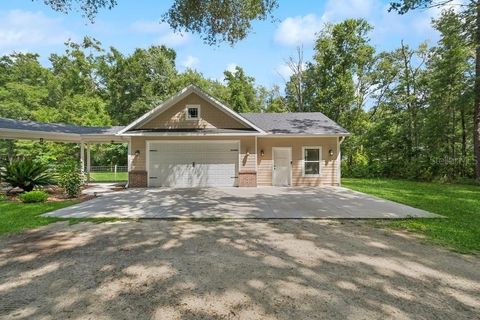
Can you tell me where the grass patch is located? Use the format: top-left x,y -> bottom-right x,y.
342,178 -> 480,253
0,200 -> 121,235
89,171 -> 127,182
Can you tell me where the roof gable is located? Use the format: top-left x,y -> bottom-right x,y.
119,85 -> 265,134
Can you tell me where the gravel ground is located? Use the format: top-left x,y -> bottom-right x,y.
0,220 -> 479,320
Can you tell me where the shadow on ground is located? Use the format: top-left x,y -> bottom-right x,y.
44,187 -> 438,219
0,218 -> 478,319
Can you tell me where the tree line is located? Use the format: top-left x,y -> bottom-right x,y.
0,9 -> 477,180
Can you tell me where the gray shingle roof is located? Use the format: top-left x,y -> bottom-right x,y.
0,117 -> 124,135
0,112 -> 348,137
240,112 -> 348,135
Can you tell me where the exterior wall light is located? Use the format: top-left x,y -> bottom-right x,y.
260,149 -> 264,157
135,150 -> 141,157
329,149 -> 334,157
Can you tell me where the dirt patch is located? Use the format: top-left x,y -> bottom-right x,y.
0,220 -> 478,319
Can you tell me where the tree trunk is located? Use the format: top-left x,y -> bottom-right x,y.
475,2 -> 480,179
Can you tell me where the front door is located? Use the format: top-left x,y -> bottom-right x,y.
272,147 -> 291,186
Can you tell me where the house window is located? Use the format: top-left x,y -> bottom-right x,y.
186,105 -> 200,120
303,147 -> 321,176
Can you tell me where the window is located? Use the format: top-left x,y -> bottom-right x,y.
303,147 -> 321,176
186,105 -> 200,120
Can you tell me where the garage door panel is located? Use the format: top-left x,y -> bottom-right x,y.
148,141 -> 239,187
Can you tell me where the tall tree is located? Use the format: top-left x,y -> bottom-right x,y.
98,45 -> 178,124
427,9 -> 475,176
223,66 -> 260,113
389,0 -> 480,179
283,46 -> 305,112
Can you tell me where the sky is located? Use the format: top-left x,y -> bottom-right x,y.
0,0 -> 447,88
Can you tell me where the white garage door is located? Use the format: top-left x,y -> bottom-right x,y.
148,141 -> 239,187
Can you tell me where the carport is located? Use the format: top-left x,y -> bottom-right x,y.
0,117 -> 128,182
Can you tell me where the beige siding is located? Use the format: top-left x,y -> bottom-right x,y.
257,137 -> 339,186
130,136 -> 256,173
140,92 -> 247,129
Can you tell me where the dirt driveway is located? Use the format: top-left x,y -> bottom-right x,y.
0,220 -> 478,319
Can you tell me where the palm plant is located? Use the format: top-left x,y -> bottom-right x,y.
0,159 -> 53,192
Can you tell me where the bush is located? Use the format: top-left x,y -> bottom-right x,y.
56,161 -> 85,198
0,194 -> 7,201
0,159 -> 53,192
18,190 -> 49,203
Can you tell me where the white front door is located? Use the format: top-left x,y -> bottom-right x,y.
272,147 -> 291,186
148,141 -> 239,187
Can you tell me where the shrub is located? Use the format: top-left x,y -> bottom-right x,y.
57,160 -> 85,198
18,190 -> 49,203
0,159 -> 53,192
0,194 -> 7,201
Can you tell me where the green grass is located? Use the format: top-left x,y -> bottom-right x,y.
89,171 -> 128,182
342,178 -> 480,253
0,200 -> 121,235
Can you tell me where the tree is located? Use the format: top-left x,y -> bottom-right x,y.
98,45 -> 178,124
283,46 -> 305,112
39,0 -> 116,21
426,9 -> 475,176
389,0 -> 480,179
39,0 -> 278,45
302,19 -> 375,122
223,66 -> 260,113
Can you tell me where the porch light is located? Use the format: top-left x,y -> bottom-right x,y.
260,149 -> 264,157
135,150 -> 141,157
329,149 -> 334,157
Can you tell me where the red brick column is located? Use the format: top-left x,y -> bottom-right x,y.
128,170 -> 147,187
238,171 -> 257,187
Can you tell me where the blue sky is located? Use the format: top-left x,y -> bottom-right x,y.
0,0 -> 445,87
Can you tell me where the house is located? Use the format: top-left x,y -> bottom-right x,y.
118,85 -> 349,188
0,85 -> 349,188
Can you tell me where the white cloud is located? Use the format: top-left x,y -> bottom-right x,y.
274,14 -> 324,46
275,64 -> 293,80
226,63 -> 238,73
275,62 -> 307,81
182,55 -> 199,69
130,19 -> 190,47
158,32 -> 190,46
274,0 -> 449,48
0,10 -> 74,50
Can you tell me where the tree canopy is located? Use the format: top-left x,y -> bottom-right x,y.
38,0 -> 278,45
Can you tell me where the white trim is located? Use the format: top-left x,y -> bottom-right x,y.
186,104 -> 200,120
118,85 -> 265,134
0,127 -> 128,143
121,131 -> 260,137
272,147 -> 292,186
145,139 -> 240,187
259,134 -> 349,138
302,146 -> 322,177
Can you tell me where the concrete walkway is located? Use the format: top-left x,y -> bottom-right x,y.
44,187 -> 440,219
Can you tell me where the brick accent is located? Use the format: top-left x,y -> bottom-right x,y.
128,170 -> 147,187
238,171 -> 257,187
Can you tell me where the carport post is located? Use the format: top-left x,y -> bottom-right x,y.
80,142 -> 85,174
86,143 -> 91,183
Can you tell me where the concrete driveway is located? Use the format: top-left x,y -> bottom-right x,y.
44,187 -> 439,219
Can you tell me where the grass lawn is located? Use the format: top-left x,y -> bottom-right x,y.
89,171 -> 128,182
342,178 -> 480,253
0,200 -> 120,235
